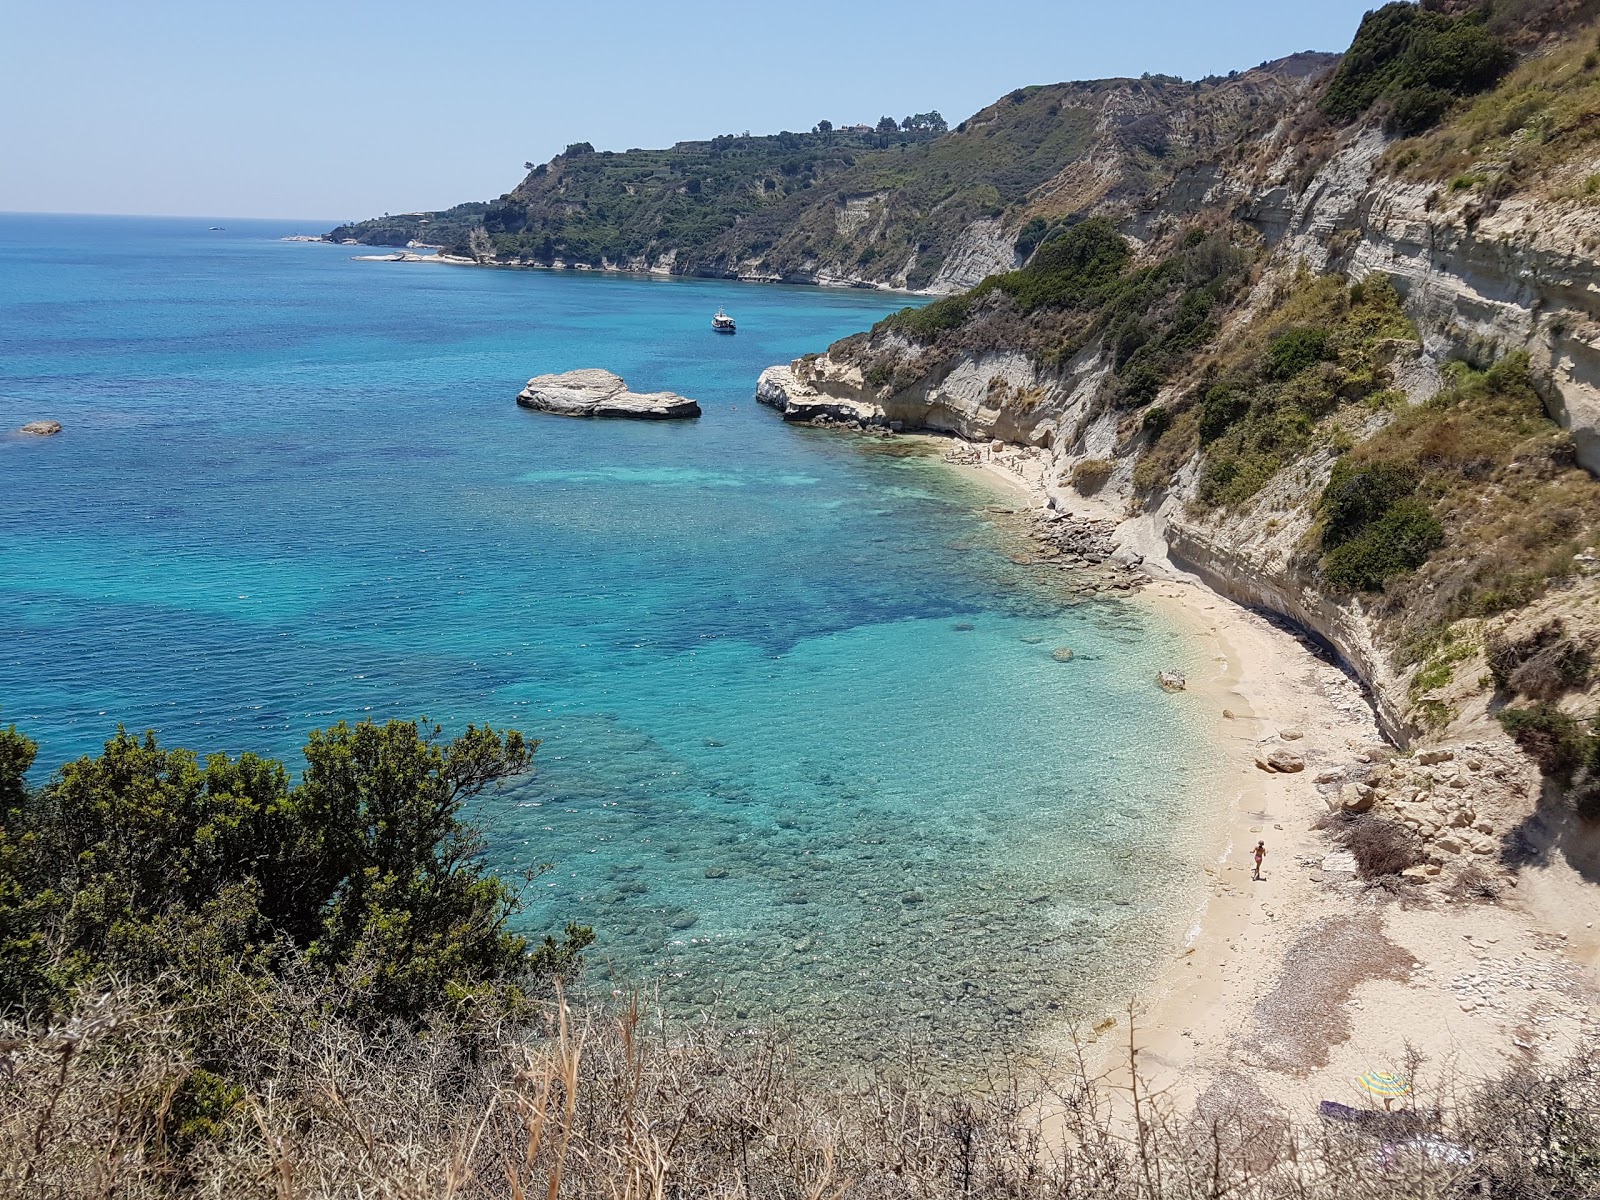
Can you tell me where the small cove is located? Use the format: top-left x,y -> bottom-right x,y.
0,214 -> 1227,1070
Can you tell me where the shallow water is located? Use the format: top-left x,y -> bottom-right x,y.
0,214 -> 1223,1068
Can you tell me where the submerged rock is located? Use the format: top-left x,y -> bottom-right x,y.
516,368 -> 700,419
1157,669 -> 1187,691
19,420 -> 61,436
1052,647 -> 1075,662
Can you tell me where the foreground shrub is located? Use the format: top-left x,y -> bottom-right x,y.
0,719 -> 591,1027
1499,702 -> 1590,779
1486,619 -> 1592,698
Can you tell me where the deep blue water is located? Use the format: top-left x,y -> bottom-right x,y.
0,214 -> 1221,1066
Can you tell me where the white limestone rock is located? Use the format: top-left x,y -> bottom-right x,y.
517,369 -> 700,420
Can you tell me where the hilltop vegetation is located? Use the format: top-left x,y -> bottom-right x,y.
327,58 -> 1334,288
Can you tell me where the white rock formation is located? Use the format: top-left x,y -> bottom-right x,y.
516,369 -> 700,420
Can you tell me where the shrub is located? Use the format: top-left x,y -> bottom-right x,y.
1498,703 -> 1588,779
1339,814 -> 1425,879
1322,498 -> 1445,591
980,218 -> 1131,313
1318,459 -> 1444,591
1319,461 -> 1421,547
1198,385 -> 1249,444
1487,620 -> 1592,698
879,293 -> 971,339
1321,2 -> 1517,133
1071,458 -> 1114,493
0,719 -> 592,1025
1265,325 -> 1334,381
1141,406 -> 1173,439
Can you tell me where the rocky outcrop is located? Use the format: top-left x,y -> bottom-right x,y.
516,370 -> 700,420
19,420 -> 61,436
1220,128 -> 1600,472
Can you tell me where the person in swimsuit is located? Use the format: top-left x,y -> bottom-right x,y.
1252,840 -> 1267,880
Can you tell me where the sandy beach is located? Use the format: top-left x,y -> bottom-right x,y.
943,444 -> 1600,1119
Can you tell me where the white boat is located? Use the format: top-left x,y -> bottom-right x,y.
712,308 -> 736,333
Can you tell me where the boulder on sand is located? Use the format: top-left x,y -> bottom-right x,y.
1255,749 -> 1306,774
516,369 -> 701,419
19,420 -> 62,436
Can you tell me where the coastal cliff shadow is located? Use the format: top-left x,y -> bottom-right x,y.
1497,779 -> 1600,885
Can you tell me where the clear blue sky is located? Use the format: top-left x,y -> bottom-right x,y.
1,0 -> 1377,222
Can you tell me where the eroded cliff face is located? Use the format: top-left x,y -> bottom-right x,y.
755,88 -> 1600,752
1204,127 -> 1600,471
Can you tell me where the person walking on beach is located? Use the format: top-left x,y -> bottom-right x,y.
1252,840 -> 1267,881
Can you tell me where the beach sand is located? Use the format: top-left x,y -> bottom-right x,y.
942,447 -> 1600,1120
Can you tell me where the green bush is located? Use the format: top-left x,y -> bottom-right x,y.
1265,325 -> 1333,381
1321,2 -> 1516,133
1141,406 -> 1173,439
879,293 -> 970,338
1319,460 -> 1423,548
1198,385 -> 1250,444
0,719 -> 592,1024
1321,497 -> 1444,591
979,218 -> 1131,314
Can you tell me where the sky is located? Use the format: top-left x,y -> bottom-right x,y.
1,0 -> 1379,223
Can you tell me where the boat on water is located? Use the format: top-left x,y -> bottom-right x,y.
712,309 -> 736,334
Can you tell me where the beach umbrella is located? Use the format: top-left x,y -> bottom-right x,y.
1356,1070 -> 1412,1101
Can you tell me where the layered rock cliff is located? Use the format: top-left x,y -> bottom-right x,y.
756,2 -> 1600,781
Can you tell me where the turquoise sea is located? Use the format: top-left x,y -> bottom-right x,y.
0,214 -> 1222,1068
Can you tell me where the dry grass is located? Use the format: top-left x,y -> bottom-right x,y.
5,981 -> 1600,1199
1386,17 -> 1600,194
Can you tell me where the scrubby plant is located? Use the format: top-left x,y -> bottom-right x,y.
1338,813 -> 1426,879
1321,2 -> 1517,135
1182,273 -> 1419,510
1498,702 -> 1590,779
1140,405 -> 1172,440
1318,460 -> 1445,593
1071,458 -> 1114,493
1486,619 -> 1592,698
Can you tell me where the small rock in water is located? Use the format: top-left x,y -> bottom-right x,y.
1157,670 -> 1187,692
704,866 -> 729,879
1020,634 -> 1043,644
1052,647 -> 1075,662
901,890 -> 926,906
19,420 -> 62,436
669,912 -> 698,930
953,622 -> 974,631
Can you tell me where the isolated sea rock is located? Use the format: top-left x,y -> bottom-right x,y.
19,420 -> 61,436
1157,670 -> 1187,692
516,369 -> 700,419
1052,647 -> 1075,662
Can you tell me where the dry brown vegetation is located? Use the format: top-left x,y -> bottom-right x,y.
4,980 -> 1599,1200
